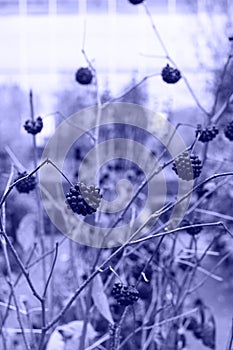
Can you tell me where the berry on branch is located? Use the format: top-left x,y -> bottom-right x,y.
15,171 -> 37,194
66,182 -> 102,216
75,67 -> 93,85
181,219 -> 203,236
24,117 -> 43,135
172,151 -> 202,181
224,121 -> 233,141
128,0 -> 144,4
195,124 -> 219,143
112,282 -> 139,306
161,64 -> 181,84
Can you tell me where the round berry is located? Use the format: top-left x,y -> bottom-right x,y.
224,121 -> 233,141
161,64 -> 181,84
111,282 -> 139,306
24,117 -> 43,135
195,124 -> 219,143
75,67 -> 93,85
15,171 -> 37,194
172,151 -> 202,181
66,182 -> 102,216
128,0 -> 144,4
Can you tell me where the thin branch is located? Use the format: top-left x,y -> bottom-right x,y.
195,208 -> 233,223
0,159 -> 48,208
130,221 -> 228,245
212,92 -> 233,124
106,73 -> 160,103
187,251 -> 232,295
0,229 -> 30,350
101,139 -> 196,241
0,243 -> 37,330
45,196 -> 192,331
28,237 -> 67,271
0,228 -> 43,302
211,54 -> 233,115
47,159 -> 73,186
119,307 -> 198,349
158,172 -> 233,227
43,242 -> 59,298
0,158 -> 73,208
143,2 -> 210,117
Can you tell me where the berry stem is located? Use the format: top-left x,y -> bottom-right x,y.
0,158 -> 73,208
47,159 -> 73,186
109,266 -> 124,283
143,2 -> 210,117
29,89 -> 34,122
0,235 -> 31,350
29,89 -> 48,349
114,307 -> 129,350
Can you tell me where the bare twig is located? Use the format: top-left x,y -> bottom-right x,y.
211,54 -> 233,115
1,243 -> 37,330
0,168 -> 31,350
119,307 -> 198,349
43,242 -> 59,298
143,2 -> 210,117
0,158 -> 73,208
187,251 -> 232,295
106,73 -> 160,103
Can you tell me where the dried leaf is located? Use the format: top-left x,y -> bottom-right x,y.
92,275 -> 114,324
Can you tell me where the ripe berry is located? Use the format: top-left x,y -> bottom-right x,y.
224,121 -> 233,141
161,64 -> 181,84
111,282 -> 139,306
15,171 -> 37,194
24,117 -> 43,135
181,219 -> 203,235
75,67 -> 93,85
172,151 -> 202,181
66,182 -> 102,216
128,0 -> 144,4
195,124 -> 219,143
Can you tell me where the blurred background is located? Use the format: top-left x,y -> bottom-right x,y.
1,1 -> 233,349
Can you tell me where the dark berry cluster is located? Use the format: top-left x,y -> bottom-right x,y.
100,160 -> 143,186
15,171 -> 37,194
195,124 -> 219,143
161,64 -> 181,84
112,283 -> 139,306
181,219 -> 203,236
75,67 -> 93,85
24,117 -> 43,135
172,152 -> 202,181
224,121 -> 233,141
66,182 -> 102,216
128,0 -> 144,4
